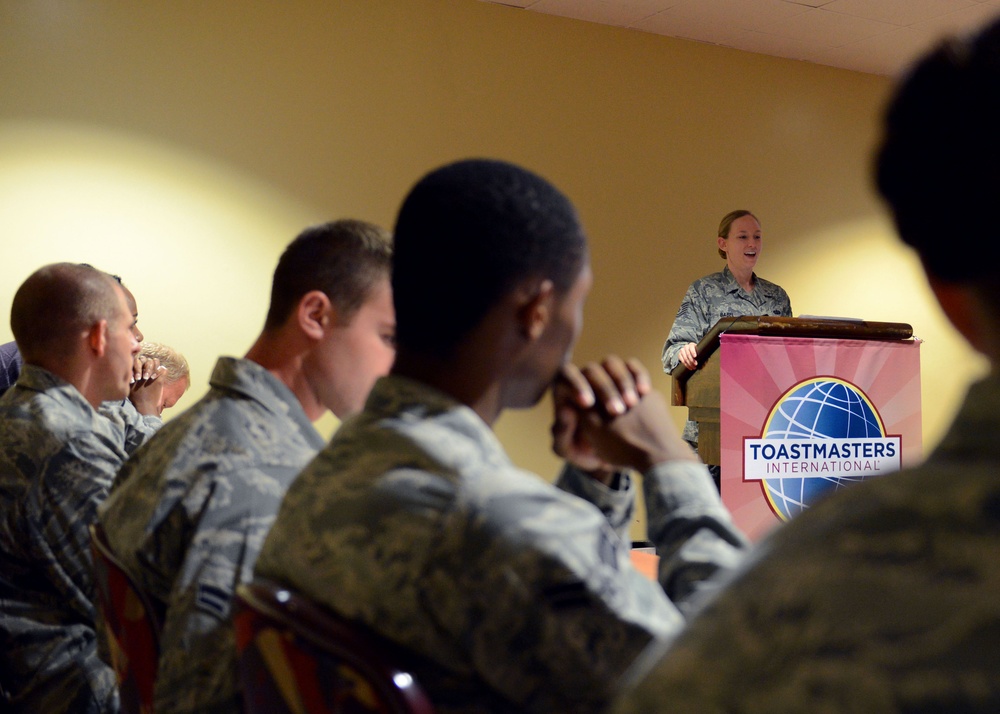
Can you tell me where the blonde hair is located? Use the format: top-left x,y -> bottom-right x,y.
717,210 -> 759,259
140,341 -> 189,383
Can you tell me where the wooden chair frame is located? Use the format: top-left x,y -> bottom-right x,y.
233,579 -> 435,714
89,522 -> 163,714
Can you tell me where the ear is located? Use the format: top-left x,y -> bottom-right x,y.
515,279 -> 555,341
87,320 -> 108,357
926,271 -> 990,355
296,290 -> 333,341
717,235 -> 728,255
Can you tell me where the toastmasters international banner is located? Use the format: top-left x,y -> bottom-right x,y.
720,334 -> 922,540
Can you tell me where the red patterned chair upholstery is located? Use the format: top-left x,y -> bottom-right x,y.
233,579 -> 435,714
89,522 -> 163,714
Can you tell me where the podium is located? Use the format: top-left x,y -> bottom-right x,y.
671,316 -> 921,539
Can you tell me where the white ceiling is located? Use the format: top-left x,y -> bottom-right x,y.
482,0 -> 1000,76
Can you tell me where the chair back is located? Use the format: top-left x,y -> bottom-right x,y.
233,579 -> 435,714
89,522 -> 163,714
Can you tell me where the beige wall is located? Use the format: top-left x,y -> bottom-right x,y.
0,1 -> 985,534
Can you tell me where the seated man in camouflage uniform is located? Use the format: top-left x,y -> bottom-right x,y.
98,220 -> 396,714
0,263 -> 141,714
256,159 -> 747,713
1,275 -> 168,451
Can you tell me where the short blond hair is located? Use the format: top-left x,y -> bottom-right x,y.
140,341 -> 189,383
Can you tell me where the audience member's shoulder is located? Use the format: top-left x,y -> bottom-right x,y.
755,460 -> 974,570
0,340 -> 20,362
4,384 -> 107,442
0,397 -> 127,477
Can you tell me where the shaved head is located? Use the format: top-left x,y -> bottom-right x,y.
11,263 -> 124,364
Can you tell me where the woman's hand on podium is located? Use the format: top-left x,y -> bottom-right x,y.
677,342 -> 699,370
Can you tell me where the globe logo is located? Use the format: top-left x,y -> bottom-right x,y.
759,377 -> 885,521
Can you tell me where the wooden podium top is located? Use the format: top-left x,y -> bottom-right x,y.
671,316 -> 913,407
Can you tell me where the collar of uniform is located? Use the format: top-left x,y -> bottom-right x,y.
360,375 -> 511,468
208,356 -> 323,447
365,374 -> 468,419
14,363 -> 95,411
5,363 -> 126,454
721,264 -> 757,295
364,374 -> 507,456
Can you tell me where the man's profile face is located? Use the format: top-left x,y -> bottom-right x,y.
159,375 -> 190,414
519,259 -> 593,409
100,285 -> 143,402
308,277 -> 397,419
547,261 -> 592,368
120,285 -> 144,343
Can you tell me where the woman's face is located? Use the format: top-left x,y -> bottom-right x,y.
718,214 -> 762,274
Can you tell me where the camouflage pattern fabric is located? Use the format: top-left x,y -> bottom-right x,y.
100,397 -> 162,456
256,374 -> 747,714
661,266 -> 791,442
0,341 -> 157,453
615,372 -> 1000,714
0,364 -> 128,714
555,462 -> 635,545
98,357 -> 325,714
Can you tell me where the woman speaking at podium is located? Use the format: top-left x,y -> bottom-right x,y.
661,210 -> 792,469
